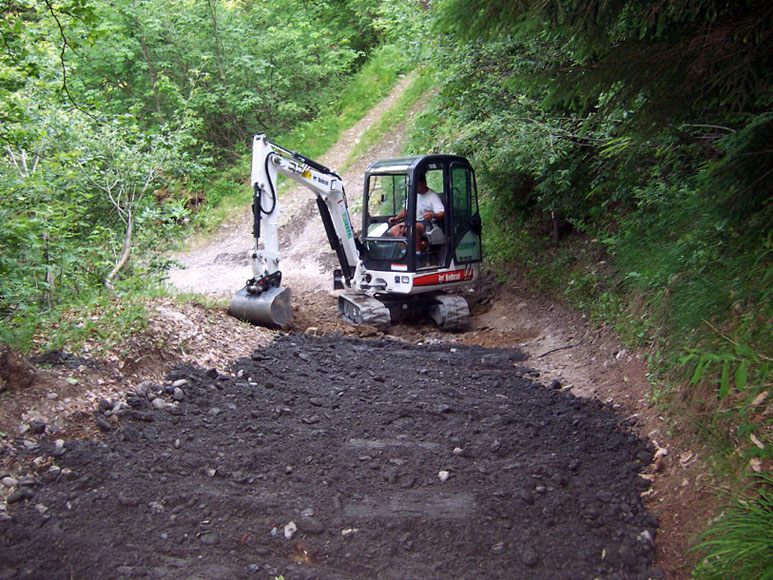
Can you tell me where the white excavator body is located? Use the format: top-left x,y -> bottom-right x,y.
230,135 -> 482,329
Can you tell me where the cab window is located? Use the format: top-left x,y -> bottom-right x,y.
367,174 -> 407,234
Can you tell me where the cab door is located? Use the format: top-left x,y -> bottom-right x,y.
449,163 -> 482,265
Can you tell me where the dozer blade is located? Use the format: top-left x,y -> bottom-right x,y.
230,286 -> 292,328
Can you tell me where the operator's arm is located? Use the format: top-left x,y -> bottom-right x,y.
389,207 -> 407,225
421,194 -> 445,221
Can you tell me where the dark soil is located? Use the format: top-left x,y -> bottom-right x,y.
1,333 -> 660,580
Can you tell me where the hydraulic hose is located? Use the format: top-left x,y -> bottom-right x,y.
260,152 -> 278,215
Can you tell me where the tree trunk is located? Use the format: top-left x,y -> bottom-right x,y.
104,210 -> 133,291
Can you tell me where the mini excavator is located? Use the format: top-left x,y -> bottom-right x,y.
230,135 -> 482,330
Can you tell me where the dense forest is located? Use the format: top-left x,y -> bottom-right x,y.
1,1 -> 771,577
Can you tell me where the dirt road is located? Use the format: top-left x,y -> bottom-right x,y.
0,77 -> 710,579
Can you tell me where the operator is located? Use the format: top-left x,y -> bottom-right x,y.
387,176 -> 445,251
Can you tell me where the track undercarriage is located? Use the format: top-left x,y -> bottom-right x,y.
337,291 -> 470,331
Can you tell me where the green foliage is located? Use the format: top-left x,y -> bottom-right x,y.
281,42 -> 415,158
414,3 -> 771,364
691,473 -> 773,580
436,0 -> 773,119
67,0 -> 423,157
682,339 -> 770,401
1,0 -> 423,351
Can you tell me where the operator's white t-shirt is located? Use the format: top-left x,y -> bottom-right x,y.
415,189 -> 444,219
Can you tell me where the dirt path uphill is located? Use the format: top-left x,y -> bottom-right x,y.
166,74 -> 417,300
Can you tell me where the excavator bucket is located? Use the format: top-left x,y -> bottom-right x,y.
229,286 -> 292,328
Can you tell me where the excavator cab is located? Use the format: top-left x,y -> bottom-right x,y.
361,155 -> 482,277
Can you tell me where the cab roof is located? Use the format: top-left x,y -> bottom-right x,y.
365,154 -> 472,176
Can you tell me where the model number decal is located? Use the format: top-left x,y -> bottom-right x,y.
413,268 -> 474,286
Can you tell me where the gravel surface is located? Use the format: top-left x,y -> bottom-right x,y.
0,333 -> 660,580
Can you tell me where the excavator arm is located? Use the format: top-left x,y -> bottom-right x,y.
230,135 -> 368,327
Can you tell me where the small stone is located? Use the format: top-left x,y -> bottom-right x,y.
28,420 -> 46,435
491,541 -> 506,555
200,532 -> 219,545
172,379 -> 189,388
172,387 -> 184,401
149,501 -> 165,514
453,447 -> 464,456
520,547 -> 539,567
549,379 -> 562,390
638,530 -> 654,545
118,493 -> 140,507
438,470 -> 451,482
152,398 -> 168,410
298,515 -> 324,534
96,416 -> 113,431
7,487 -> 34,504
2,476 -> 18,488
98,399 -> 112,413
135,381 -> 152,395
283,521 -> 297,540
205,368 -> 218,379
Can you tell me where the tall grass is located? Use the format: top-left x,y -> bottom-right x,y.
691,473 -> 773,580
